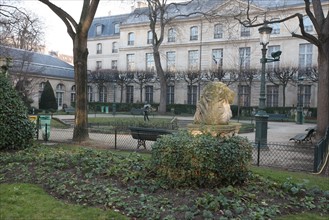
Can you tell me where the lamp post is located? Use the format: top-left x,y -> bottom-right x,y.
112,80 -> 116,116
296,76 -> 304,124
255,23 -> 273,148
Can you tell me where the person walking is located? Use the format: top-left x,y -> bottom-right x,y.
143,103 -> 150,121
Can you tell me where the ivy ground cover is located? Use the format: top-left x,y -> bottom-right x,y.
0,144 -> 328,219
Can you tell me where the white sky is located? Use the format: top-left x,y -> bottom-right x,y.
22,0 -> 133,55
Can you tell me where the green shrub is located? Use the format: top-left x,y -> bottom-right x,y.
39,80 -> 57,111
0,74 -> 35,150
151,131 -> 252,187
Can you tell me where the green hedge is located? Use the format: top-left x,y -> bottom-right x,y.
151,131 -> 253,187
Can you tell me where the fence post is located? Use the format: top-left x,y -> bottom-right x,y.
313,143 -> 319,173
257,141 -> 260,166
114,128 -> 117,149
45,123 -> 48,142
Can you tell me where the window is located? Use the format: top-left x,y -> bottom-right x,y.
146,53 -> 155,72
239,47 -> 250,69
114,23 -> 120,34
96,43 -> 102,54
128,32 -> 135,45
166,85 -> 175,104
147,31 -> 153,44
240,24 -> 250,37
99,86 -> 107,103
96,24 -> 103,36
127,54 -> 135,71
187,85 -> 197,105
267,85 -> 279,107
111,60 -> 118,70
303,16 -> 313,32
39,82 -> 46,101
88,86 -> 93,102
298,85 -> 311,107
126,85 -> 134,103
267,45 -> 280,70
168,28 -> 176,42
270,23 -> 280,35
214,24 -> 223,39
145,85 -> 153,104
238,85 -> 250,107
188,50 -> 199,70
299,43 -> 313,68
112,42 -> 118,53
96,61 -> 102,70
190,26 -> 198,40
70,85 -> 76,104
212,49 -> 223,69
56,83 -> 65,108
166,51 -> 176,71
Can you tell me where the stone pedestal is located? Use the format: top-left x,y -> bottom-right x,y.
187,123 -> 241,138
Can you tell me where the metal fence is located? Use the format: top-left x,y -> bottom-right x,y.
313,127 -> 329,172
36,125 -> 323,172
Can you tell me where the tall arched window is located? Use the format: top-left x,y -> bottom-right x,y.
190,26 -> 198,40
96,43 -> 102,54
39,82 -> 46,101
99,86 -> 108,102
168,28 -> 176,42
56,83 -> 65,108
147,30 -> 153,44
128,32 -> 135,45
70,85 -> 76,104
88,86 -> 93,102
112,42 -> 118,53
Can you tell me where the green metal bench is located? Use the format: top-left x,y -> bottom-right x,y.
129,126 -> 174,149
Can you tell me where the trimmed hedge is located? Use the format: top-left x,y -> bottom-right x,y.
151,131 -> 253,187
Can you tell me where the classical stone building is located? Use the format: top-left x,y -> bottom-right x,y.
0,45 -> 75,110
87,0 -> 322,111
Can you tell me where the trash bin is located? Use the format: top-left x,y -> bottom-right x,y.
105,106 -> 109,113
101,106 -> 105,113
39,115 -> 51,141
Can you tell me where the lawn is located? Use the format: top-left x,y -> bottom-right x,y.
1,144 -> 328,219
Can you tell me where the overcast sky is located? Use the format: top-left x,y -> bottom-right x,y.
22,0 -> 133,55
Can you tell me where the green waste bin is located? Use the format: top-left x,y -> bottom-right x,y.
105,106 -> 109,113
39,115 -> 51,141
101,106 -> 105,113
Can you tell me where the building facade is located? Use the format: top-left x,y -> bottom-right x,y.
87,0 -> 322,110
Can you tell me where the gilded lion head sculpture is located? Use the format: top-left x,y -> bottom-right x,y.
193,82 -> 235,125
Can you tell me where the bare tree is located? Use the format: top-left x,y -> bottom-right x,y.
267,66 -> 298,107
301,66 -> 318,82
236,0 -> 328,138
38,0 -> 99,141
133,70 -> 156,103
0,2 -> 44,51
142,0 -> 209,113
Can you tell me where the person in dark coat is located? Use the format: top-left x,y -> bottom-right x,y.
143,104 -> 151,121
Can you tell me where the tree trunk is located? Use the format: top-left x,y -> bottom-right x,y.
73,34 -> 89,142
316,42 -> 329,138
154,49 -> 167,113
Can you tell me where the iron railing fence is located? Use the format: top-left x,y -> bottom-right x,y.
36,126 -> 317,172
313,127 -> 329,172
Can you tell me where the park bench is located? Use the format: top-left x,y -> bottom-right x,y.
130,108 -> 155,117
64,107 -> 75,114
129,126 -> 174,149
289,128 -> 316,144
268,113 -> 289,121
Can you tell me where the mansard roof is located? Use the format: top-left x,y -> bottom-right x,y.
88,0 -> 310,38
88,14 -> 130,38
0,45 -> 74,79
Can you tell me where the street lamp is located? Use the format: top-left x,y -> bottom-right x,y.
296,76 -> 305,124
255,23 -> 281,148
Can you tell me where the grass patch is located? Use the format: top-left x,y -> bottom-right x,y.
251,166 -> 329,191
0,183 -> 127,220
1,144 -> 328,219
